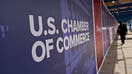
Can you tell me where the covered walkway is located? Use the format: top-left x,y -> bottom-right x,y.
99,31 -> 132,74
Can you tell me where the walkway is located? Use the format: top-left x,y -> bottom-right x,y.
99,31 -> 132,74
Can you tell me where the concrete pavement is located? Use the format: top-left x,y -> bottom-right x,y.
99,31 -> 132,74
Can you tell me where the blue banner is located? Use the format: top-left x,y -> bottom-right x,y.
61,0 -> 96,74
0,0 -> 96,74
102,4 -> 110,55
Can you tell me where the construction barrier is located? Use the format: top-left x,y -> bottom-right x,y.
0,0 -> 118,74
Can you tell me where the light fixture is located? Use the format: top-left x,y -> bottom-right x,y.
112,1 -> 115,4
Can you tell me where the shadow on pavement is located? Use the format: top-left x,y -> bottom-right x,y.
99,31 -> 132,74
98,36 -> 118,74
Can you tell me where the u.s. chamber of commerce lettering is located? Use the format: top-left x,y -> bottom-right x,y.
29,15 -> 90,62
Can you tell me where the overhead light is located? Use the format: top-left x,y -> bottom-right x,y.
112,1 -> 115,4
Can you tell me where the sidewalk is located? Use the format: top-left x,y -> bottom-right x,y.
99,31 -> 132,74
